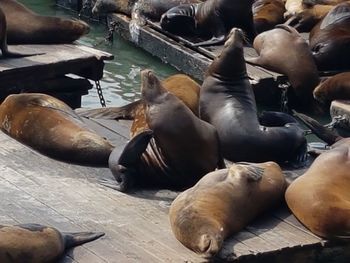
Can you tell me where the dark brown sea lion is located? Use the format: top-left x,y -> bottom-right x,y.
309,2 -> 350,71
285,136 -> 350,238
101,70 -> 224,192
253,0 -> 286,33
91,0 -> 199,22
199,27 -> 307,163
0,93 -> 114,166
76,73 -> 200,137
313,72 -> 350,105
0,224 -> 104,263
160,0 -> 256,46
170,162 -> 287,257
246,24 -> 320,109
0,6 -> 38,57
0,0 -> 89,44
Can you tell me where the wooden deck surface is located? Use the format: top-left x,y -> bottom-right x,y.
1,116 -> 349,262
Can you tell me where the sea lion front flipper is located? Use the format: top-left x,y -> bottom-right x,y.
238,163 -> 264,182
292,110 -> 340,144
63,231 -> 105,249
107,130 -> 153,192
76,100 -> 142,120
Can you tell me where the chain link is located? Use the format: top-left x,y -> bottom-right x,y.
278,82 -> 290,113
95,80 -> 106,107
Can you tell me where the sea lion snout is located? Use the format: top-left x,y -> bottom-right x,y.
197,233 -> 223,257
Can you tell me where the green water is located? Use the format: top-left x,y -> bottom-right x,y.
20,0 -> 178,107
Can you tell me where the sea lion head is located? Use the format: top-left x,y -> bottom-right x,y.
160,4 -> 197,35
58,18 -> 90,42
207,28 -> 247,79
140,69 -> 168,103
171,208 -> 224,257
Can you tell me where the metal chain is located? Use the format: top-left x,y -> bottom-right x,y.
78,0 -> 90,18
324,115 -> 347,129
93,21 -> 118,47
279,83 -> 290,113
95,80 -> 106,107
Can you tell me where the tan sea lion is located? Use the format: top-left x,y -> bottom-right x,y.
253,0 -> 286,33
0,0 -> 89,44
160,0 -> 256,46
199,27 -> 307,163
246,24 -> 320,109
99,70 -> 224,192
76,73 -> 200,137
313,72 -> 350,105
170,162 -> 287,257
0,224 -> 104,263
284,0 -> 304,18
309,2 -> 350,71
0,93 -> 114,166
285,137 -> 350,238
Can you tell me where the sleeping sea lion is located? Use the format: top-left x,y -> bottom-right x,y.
0,93 -> 114,166
309,2 -> 350,71
1,0 -> 89,44
170,162 -> 287,257
0,224 -> 104,263
246,24 -> 320,110
160,0 -> 256,46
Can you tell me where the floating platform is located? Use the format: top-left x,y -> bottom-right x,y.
0,44 -> 113,108
1,116 -> 349,262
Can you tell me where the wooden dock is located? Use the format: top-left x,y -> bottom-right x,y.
1,117 -> 349,262
0,44 -> 113,108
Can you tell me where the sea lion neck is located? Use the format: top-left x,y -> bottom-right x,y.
207,29 -> 247,80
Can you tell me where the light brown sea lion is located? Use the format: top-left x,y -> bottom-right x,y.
76,73 -> 200,137
0,93 -> 114,166
309,2 -> 350,71
99,70 -> 224,192
199,27 -> 307,163
0,224 -> 104,263
246,24 -> 320,109
0,0 -> 90,44
285,136 -> 350,238
170,162 -> 287,257
253,0 -> 286,33
160,0 -> 256,46
284,0 -> 304,18
313,72 -> 350,105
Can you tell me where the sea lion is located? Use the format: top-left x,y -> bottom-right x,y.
313,72 -> 350,105
246,24 -> 320,109
100,70 -> 224,192
309,2 -> 350,71
0,93 -> 114,166
76,73 -> 200,137
0,6 -> 38,58
199,27 -> 307,163
160,0 -> 256,46
0,224 -> 104,263
169,162 -> 287,257
285,3 -> 334,32
284,0 -> 304,18
253,0 -> 286,33
285,136 -> 350,238
0,0 -> 89,44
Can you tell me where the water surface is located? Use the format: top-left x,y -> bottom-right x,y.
20,0 -> 178,107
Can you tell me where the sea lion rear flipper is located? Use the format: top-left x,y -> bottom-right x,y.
107,130 -> 154,192
76,100 -> 142,120
192,35 -> 226,47
292,110 -> 340,144
63,231 -> 105,249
